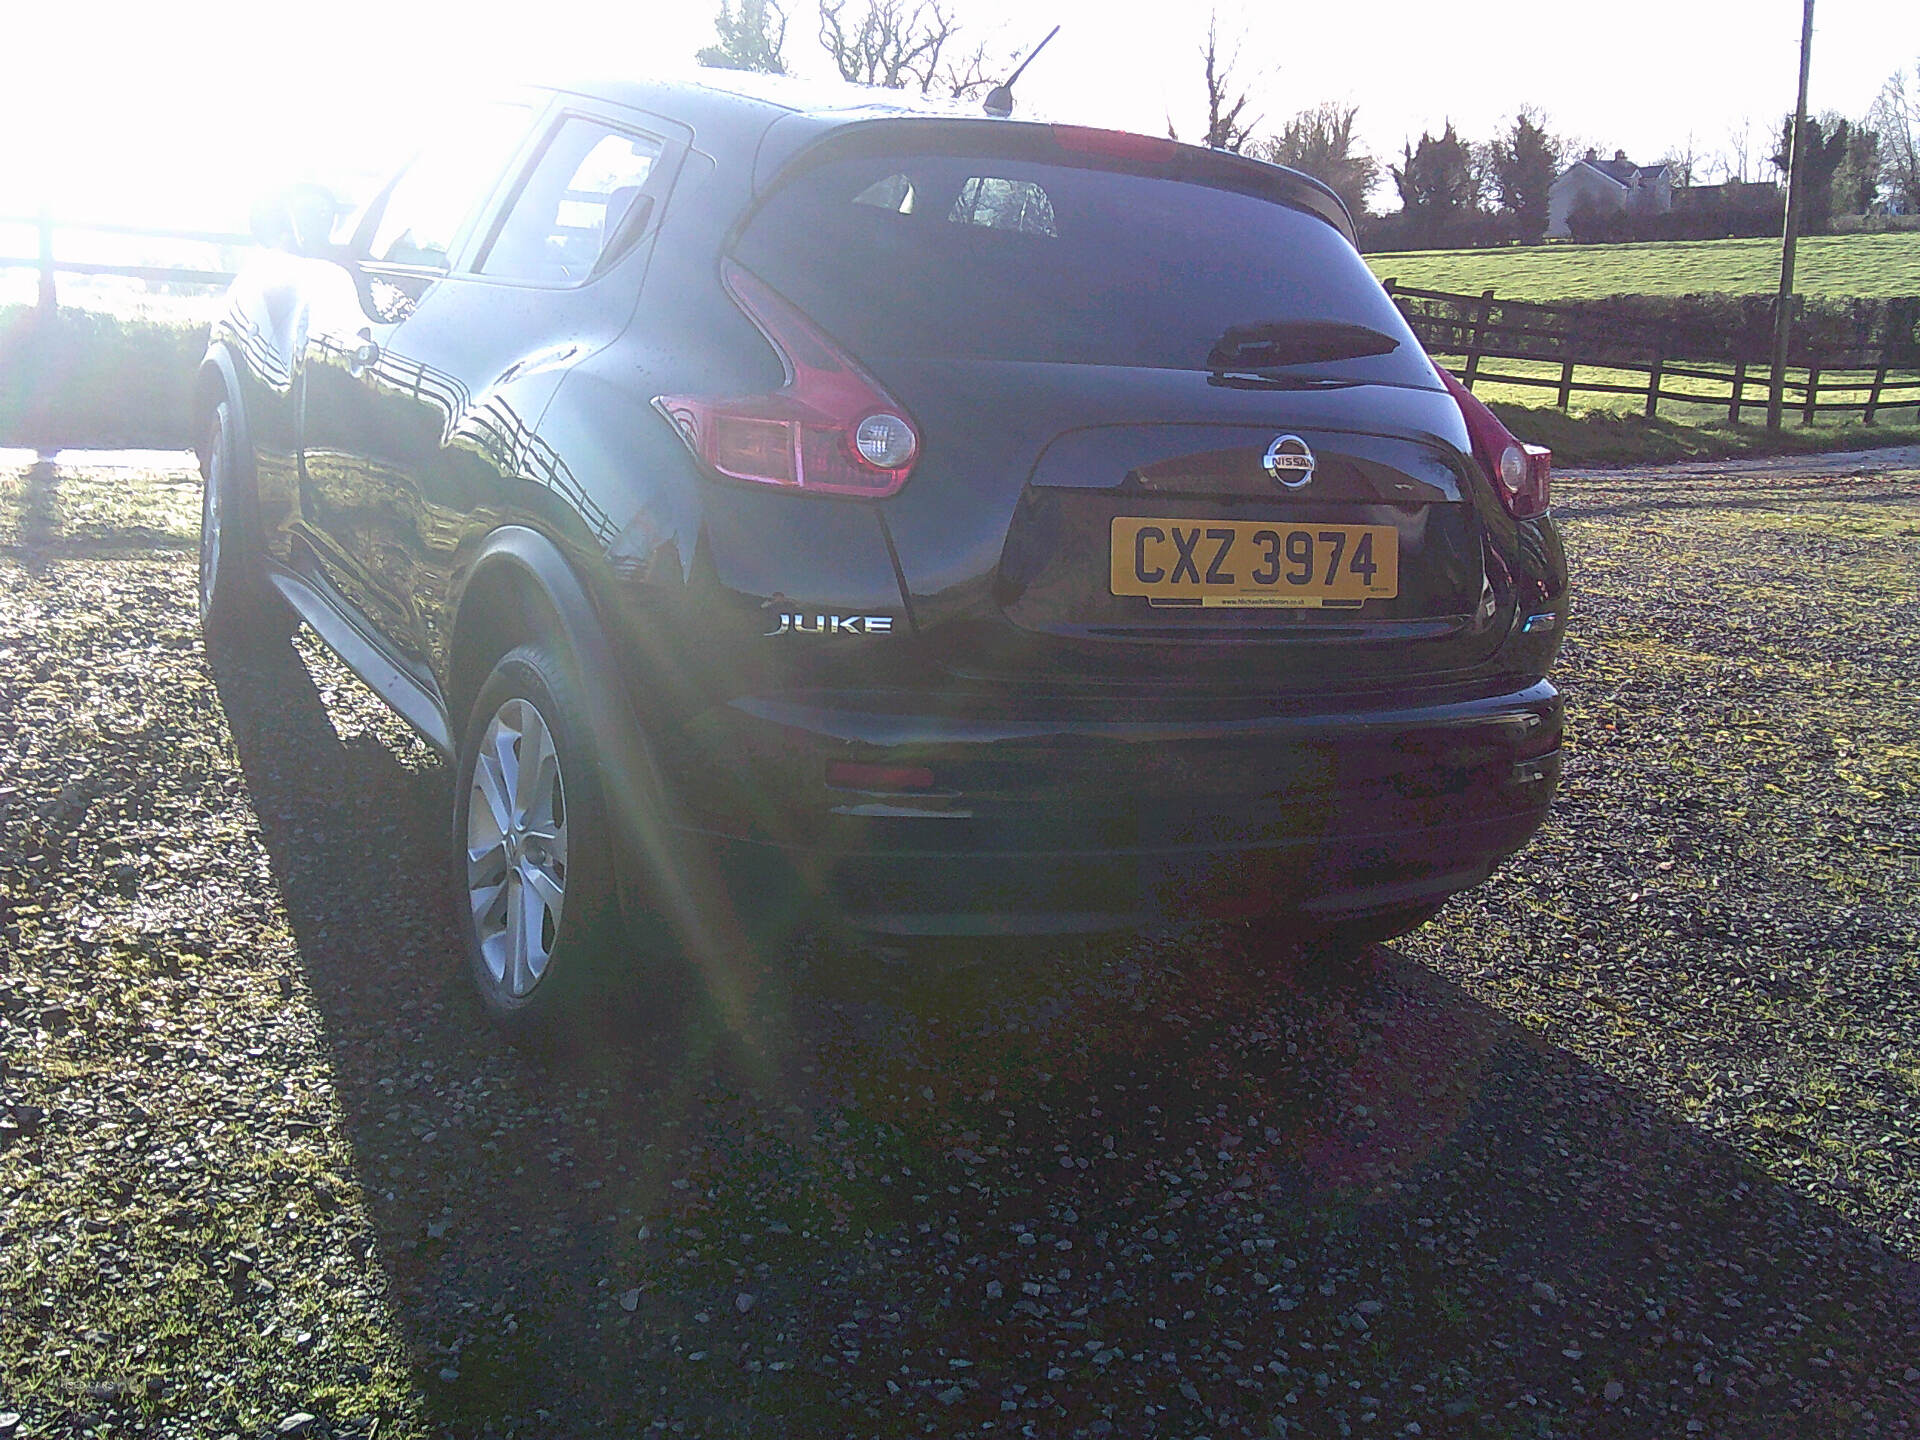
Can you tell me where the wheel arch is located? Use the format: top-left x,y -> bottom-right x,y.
446,526 -> 708,947
191,343 -> 248,479
445,527 -> 622,744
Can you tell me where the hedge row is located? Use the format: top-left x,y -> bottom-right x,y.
0,307 -> 207,449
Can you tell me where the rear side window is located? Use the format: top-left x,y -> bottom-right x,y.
369,102 -> 533,270
736,150 -> 1429,383
479,119 -> 665,284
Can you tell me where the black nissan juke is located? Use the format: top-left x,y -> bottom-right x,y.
197,72 -> 1568,1034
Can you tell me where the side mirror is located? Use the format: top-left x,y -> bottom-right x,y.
250,184 -> 341,257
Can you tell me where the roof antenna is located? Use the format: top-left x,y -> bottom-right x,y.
983,25 -> 1060,118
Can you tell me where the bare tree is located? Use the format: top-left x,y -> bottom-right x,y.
815,0 -> 994,96
1726,116 -> 1755,184
1170,13 -> 1261,153
1870,63 -> 1920,213
938,39 -> 997,100
1660,134 -> 1699,190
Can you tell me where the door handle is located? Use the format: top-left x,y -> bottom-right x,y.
348,330 -> 380,378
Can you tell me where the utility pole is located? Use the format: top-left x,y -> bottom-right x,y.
35,206 -> 57,316
1767,0 -> 1816,433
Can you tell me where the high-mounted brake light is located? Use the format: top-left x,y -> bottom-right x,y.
1435,366 -> 1551,520
1051,125 -> 1180,164
653,261 -> 920,498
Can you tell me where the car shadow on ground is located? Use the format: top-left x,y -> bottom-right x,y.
212,637 -> 1920,1440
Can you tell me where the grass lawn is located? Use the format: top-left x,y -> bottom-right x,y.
1422,348 -> 1920,427
1491,402 -> 1920,468
1366,231 -> 1920,300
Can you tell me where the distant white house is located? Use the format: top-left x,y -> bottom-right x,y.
1547,150 -> 1673,238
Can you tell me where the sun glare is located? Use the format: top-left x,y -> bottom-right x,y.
0,0 -> 1912,235
0,2 -> 720,233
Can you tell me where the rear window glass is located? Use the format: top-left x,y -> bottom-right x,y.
736,151 -> 1430,383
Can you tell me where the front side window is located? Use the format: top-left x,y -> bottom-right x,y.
369,102 -> 534,270
478,120 -> 664,284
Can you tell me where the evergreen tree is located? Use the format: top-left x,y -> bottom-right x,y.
697,0 -> 789,75
1831,122 -> 1882,216
1490,110 -> 1562,242
1391,123 -> 1477,247
1772,114 -> 1851,233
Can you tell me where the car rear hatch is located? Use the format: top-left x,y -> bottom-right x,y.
732,121 -> 1510,696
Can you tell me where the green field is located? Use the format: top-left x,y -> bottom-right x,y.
1366,231 -> 1920,300
1421,347 -> 1920,429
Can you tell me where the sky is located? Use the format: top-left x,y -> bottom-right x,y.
0,0 -> 1915,233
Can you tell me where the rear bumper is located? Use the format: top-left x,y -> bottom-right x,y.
702,793 -> 1552,936
662,680 -> 1562,937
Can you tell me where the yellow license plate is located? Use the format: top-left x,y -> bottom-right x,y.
1109,517 -> 1399,608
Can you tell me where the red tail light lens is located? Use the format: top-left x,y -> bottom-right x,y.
1435,366 -> 1550,520
653,261 -> 920,498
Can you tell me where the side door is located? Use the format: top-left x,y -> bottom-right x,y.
295,98 -> 542,653
341,106 -> 686,675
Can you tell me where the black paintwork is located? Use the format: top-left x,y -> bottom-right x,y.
204,73 -> 1569,937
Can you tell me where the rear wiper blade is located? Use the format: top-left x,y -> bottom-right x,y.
1207,320 -> 1400,371
1207,370 -> 1363,391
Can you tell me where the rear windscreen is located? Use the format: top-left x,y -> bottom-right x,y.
734,150 -> 1436,385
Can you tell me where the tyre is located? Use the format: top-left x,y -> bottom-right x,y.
1322,898 -> 1447,951
453,640 -> 619,1039
198,396 -> 294,651
1243,899 -> 1446,975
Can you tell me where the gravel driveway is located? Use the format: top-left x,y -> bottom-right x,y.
1,446 -> 1917,1439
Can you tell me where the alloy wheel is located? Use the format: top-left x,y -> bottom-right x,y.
199,413 -> 224,619
466,697 -> 570,999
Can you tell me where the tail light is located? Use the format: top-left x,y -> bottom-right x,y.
653,260 -> 920,498
1052,125 -> 1180,164
1436,366 -> 1550,520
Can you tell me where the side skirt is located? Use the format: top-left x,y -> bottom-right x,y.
261,561 -> 456,758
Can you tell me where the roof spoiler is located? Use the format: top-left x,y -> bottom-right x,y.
750,116 -> 1358,247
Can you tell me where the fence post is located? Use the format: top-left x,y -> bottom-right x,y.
36,207 -> 57,315
1802,365 -> 1820,427
1728,360 -> 1747,426
1646,350 -> 1663,419
1462,288 -> 1495,388
1863,364 -> 1887,426
1557,359 -> 1574,411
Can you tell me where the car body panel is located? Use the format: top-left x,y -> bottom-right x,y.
203,73 -> 1568,940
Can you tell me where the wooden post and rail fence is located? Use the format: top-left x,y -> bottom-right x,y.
1,215 -> 247,444
4,216 -> 1918,431
1380,279 -> 1920,428
2,212 -> 248,311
